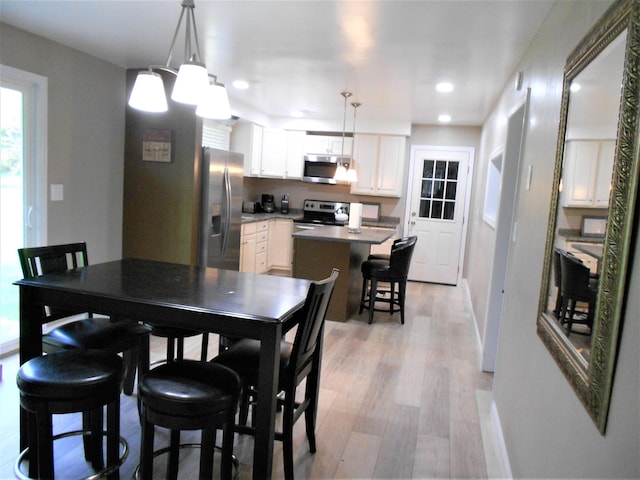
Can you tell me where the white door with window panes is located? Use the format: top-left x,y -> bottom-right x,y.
406,147 -> 472,285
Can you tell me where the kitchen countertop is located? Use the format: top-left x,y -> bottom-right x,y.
292,225 -> 395,244
557,228 -> 605,244
241,210 -> 400,229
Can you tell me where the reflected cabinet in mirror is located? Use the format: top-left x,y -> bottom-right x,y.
537,0 -> 640,434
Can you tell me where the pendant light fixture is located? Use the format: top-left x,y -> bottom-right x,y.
347,101 -> 360,183
334,91 -> 352,182
128,0 -> 231,119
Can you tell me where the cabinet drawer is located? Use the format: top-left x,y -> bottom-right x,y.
257,231 -> 268,243
256,221 -> 269,232
256,241 -> 267,254
242,222 -> 257,235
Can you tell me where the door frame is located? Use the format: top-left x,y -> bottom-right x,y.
404,145 -> 475,285
482,88 -> 531,372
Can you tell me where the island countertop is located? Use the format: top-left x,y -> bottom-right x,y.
292,225 -> 395,244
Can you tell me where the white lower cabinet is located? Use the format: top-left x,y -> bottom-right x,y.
241,219 -> 293,274
240,221 -> 269,273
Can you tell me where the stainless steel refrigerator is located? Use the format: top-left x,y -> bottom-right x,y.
198,147 -> 244,270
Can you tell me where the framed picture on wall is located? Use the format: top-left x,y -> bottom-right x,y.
142,129 -> 173,163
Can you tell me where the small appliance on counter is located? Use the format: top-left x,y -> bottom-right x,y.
261,194 -> 275,213
281,194 -> 290,214
242,201 -> 261,214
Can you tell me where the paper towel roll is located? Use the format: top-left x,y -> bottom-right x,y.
349,203 -> 363,231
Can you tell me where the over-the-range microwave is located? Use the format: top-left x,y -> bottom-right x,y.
302,154 -> 351,184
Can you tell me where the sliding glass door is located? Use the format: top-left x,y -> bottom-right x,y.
0,66 -> 47,355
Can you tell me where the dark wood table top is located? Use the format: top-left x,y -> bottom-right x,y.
16,258 -> 311,334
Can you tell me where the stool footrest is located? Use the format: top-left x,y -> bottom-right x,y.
14,429 -> 128,480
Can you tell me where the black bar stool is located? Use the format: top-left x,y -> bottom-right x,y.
15,349 -> 128,480
136,360 -> 242,480
359,236 -> 417,324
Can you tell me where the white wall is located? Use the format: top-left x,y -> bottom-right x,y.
0,23 -> 125,263
465,0 -> 640,477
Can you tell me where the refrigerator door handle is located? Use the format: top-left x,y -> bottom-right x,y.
221,167 -> 231,258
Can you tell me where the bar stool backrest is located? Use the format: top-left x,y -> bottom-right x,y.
389,236 -> 418,278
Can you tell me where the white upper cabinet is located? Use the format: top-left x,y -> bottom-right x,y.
350,134 -> 406,197
231,123 -> 263,177
562,140 -> 614,208
260,128 -> 288,177
285,131 -> 305,179
304,134 -> 352,155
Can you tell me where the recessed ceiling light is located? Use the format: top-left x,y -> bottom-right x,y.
570,82 -> 581,92
436,82 -> 454,93
232,80 -> 249,90
438,114 -> 451,123
291,110 -> 304,118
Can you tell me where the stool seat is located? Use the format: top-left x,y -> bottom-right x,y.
139,361 -> 241,417
17,349 -> 124,407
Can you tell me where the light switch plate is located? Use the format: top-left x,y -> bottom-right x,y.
50,184 -> 64,201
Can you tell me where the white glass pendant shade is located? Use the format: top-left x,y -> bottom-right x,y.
171,62 -> 209,105
196,83 -> 231,119
346,167 -> 358,183
128,71 -> 168,112
334,164 -> 348,181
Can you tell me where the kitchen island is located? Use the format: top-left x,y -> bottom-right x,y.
292,226 -> 395,321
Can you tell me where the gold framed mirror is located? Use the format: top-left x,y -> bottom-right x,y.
537,0 -> 640,434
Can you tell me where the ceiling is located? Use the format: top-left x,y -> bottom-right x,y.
0,0 -> 556,128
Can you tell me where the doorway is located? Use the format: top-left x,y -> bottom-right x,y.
0,65 -> 48,355
405,146 -> 474,285
482,90 -> 530,372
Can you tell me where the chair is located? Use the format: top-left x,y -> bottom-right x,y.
366,236 -> 409,262
212,268 -> 339,480
17,243 -> 151,395
552,247 -> 568,317
16,349 -> 127,480
137,360 -> 242,480
359,236 -> 417,324
558,251 -> 598,336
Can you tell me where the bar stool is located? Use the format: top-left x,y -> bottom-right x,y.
137,360 -> 242,480
359,236 -> 417,324
15,349 -> 127,480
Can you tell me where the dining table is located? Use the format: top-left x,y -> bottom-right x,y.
15,258 -> 312,479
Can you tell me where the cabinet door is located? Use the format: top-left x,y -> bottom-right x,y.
231,123 -> 263,177
268,219 -> 293,270
260,128 -> 287,177
376,136 -> 406,197
594,140 -> 615,207
240,233 -> 257,273
285,131 -> 305,179
562,140 -> 599,207
304,135 -> 331,154
350,134 -> 379,195
328,136 -> 352,155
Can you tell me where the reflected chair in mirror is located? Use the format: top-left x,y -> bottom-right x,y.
552,247 -> 569,317
359,236 -> 417,324
212,268 -> 339,480
17,243 -> 151,395
558,251 -> 598,336
137,360 -> 242,480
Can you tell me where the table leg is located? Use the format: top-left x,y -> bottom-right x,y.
253,324 -> 282,479
19,285 -> 44,451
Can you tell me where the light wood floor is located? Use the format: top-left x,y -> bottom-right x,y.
0,281 -> 493,479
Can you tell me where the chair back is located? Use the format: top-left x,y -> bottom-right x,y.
18,242 -> 90,320
288,269 -> 339,379
559,251 -> 593,301
389,236 -> 418,278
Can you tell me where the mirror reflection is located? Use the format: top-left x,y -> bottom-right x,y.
547,30 -> 627,361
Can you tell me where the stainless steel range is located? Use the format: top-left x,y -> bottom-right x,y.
294,199 -> 350,228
